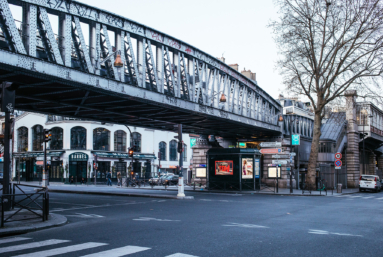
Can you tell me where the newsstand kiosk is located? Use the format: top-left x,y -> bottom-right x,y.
206,148 -> 261,191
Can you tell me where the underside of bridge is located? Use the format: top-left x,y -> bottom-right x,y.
0,64 -> 280,139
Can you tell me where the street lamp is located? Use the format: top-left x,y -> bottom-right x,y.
95,50 -> 124,79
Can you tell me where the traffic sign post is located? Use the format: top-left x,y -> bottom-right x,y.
260,142 -> 282,148
335,152 -> 342,160
335,159 -> 342,168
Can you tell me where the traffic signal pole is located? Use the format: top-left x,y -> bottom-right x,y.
43,140 -> 48,187
177,124 -> 185,198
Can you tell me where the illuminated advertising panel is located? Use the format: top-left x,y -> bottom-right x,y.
196,168 -> 207,178
241,158 -> 253,179
215,161 -> 233,175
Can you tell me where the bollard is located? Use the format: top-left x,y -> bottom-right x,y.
337,183 -> 342,193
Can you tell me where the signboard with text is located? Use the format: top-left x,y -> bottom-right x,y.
292,135 -> 300,145
260,142 -> 282,148
260,148 -> 282,154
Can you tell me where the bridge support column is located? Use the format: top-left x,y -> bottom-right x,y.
345,90 -> 360,187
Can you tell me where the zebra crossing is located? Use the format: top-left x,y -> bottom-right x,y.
0,237 -> 199,257
330,193 -> 383,200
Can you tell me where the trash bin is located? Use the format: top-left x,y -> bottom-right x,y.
337,183 -> 342,193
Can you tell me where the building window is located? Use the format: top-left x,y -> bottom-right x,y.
49,127 -> 63,150
318,142 -> 334,153
93,128 -> 110,151
159,141 -> 166,161
71,126 -> 87,150
182,143 -> 187,162
169,140 -> 178,161
114,130 -> 126,152
17,127 -> 28,152
130,132 -> 141,152
32,125 -> 44,151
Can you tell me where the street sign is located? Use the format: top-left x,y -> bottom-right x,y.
272,154 -> 290,159
290,152 -> 296,157
260,142 -> 282,148
272,160 -> 289,165
335,159 -> 342,167
335,152 -> 342,160
292,134 -> 300,145
286,167 -> 291,171
260,148 -> 282,154
335,167 -> 341,169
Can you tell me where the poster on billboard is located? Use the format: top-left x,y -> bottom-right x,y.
215,160 -> 233,175
254,159 -> 260,178
268,167 -> 281,178
241,158 -> 253,179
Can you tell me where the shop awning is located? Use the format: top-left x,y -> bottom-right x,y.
92,151 -> 156,160
12,151 -> 65,158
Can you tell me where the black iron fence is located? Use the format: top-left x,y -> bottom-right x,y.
1,184 -> 49,227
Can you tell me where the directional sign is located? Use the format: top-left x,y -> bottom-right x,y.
260,148 -> 282,154
290,152 -> 296,157
260,142 -> 282,148
272,154 -> 290,159
335,152 -> 342,160
335,159 -> 342,167
272,160 -> 289,165
292,135 -> 300,145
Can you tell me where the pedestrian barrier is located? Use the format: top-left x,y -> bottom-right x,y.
1,183 -> 49,227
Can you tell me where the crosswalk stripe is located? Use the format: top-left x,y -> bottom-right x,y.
12,242 -> 107,257
79,245 -> 150,257
0,237 -> 31,245
0,240 -> 69,254
165,254 -> 200,257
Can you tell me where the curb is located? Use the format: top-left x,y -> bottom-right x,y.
0,213 -> 67,237
49,189 -> 194,200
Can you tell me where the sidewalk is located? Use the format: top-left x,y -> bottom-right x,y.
20,182 -> 358,197
0,210 -> 67,237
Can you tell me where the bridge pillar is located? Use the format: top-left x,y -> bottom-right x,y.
345,90 -> 360,187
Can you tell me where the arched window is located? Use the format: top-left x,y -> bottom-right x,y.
130,132 -> 141,152
32,125 -> 44,151
169,140 -> 178,161
182,143 -> 187,162
71,126 -> 87,150
114,130 -> 126,152
49,127 -> 63,150
93,128 -> 110,151
159,141 -> 166,161
17,127 -> 28,152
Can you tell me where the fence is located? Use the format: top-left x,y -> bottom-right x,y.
1,184 -> 49,227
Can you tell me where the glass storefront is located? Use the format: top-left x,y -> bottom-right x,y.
69,152 -> 89,183
96,161 -> 111,180
49,161 -> 63,182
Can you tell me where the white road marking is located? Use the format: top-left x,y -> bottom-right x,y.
50,202 -> 143,212
157,200 -> 167,202
350,196 -> 362,198
65,213 -> 104,218
362,196 -> 374,199
0,237 -> 31,245
376,197 -> 383,200
79,245 -> 150,257
309,230 -> 362,237
199,199 -> 212,201
50,201 -> 96,207
0,239 -> 69,254
223,223 -> 268,229
133,217 -> 180,222
12,242 -> 107,257
165,253 -> 200,257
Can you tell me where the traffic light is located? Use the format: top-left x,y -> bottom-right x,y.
128,148 -> 134,157
44,129 -> 52,142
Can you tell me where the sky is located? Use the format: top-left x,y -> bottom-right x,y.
10,0 -> 285,99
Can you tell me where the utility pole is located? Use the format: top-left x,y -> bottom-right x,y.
177,124 -> 185,197
2,82 -> 15,211
43,129 -> 52,187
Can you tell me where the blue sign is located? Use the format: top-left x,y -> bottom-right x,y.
190,138 -> 197,148
335,160 -> 342,167
198,164 -> 206,168
292,135 -> 300,146
0,157 -> 3,162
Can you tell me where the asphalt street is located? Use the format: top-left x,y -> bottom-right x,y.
0,190 -> 382,257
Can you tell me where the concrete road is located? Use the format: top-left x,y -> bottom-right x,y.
0,191 -> 382,257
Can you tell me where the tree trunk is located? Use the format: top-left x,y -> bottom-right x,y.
307,111 -> 322,185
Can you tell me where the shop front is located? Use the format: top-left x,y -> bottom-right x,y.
207,148 -> 261,191
13,151 -> 64,182
69,152 -> 88,183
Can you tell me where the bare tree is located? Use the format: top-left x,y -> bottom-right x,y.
269,0 -> 383,185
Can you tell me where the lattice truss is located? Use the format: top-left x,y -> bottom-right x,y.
0,0 -> 280,124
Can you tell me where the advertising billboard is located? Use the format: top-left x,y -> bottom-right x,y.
215,161 -> 233,175
196,168 -> 206,178
254,159 -> 260,178
241,158 -> 253,179
268,167 -> 281,178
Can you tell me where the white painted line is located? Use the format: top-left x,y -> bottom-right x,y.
133,217 -> 180,222
79,245 -> 150,257
362,196 -> 374,199
376,197 -> 383,200
308,230 -> 329,235
165,253 -> 199,257
0,239 -> 69,254
0,237 -> 31,245
350,196 -> 362,198
223,223 -> 268,228
12,242 -> 107,257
